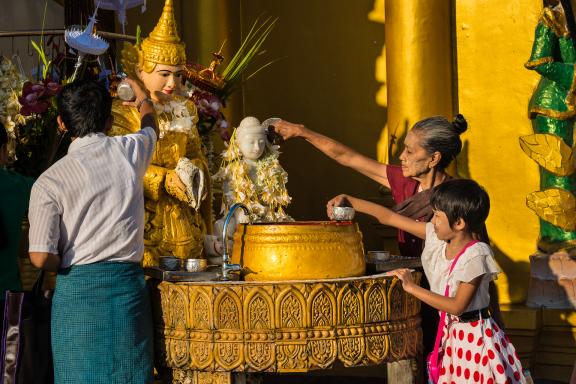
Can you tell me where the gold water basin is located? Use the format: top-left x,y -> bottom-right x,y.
230,221 -> 366,281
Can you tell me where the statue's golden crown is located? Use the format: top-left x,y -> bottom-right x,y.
140,0 -> 186,66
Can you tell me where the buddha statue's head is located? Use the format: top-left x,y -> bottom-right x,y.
122,0 -> 186,102
236,117 -> 267,161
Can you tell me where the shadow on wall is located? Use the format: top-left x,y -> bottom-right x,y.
459,141 -> 576,382
457,140 -> 531,301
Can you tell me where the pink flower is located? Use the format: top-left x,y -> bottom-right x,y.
18,80 -> 61,116
19,82 -> 49,116
20,99 -> 49,116
31,84 -> 45,93
44,81 -> 61,96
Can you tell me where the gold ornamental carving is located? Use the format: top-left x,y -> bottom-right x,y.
150,272 -> 422,378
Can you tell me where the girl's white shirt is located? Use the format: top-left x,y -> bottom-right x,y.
421,222 -> 501,312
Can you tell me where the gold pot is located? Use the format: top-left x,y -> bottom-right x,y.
231,221 -> 365,281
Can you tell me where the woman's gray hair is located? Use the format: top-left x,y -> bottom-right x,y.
411,114 -> 468,170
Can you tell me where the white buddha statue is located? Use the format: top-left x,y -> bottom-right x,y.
216,116 -> 292,223
207,117 -> 292,258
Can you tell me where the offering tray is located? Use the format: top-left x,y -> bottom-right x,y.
144,265 -> 239,282
366,255 -> 422,273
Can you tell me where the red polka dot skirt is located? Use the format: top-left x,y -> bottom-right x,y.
436,317 -> 526,383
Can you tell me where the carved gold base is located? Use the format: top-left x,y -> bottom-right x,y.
148,272 -> 422,381
159,369 -> 231,384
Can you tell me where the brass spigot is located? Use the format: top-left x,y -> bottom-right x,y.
220,203 -> 250,281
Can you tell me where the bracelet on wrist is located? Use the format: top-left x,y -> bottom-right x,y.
136,98 -> 152,112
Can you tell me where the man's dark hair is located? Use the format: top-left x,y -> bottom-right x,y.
430,179 -> 490,234
56,80 -> 112,137
0,121 -> 7,147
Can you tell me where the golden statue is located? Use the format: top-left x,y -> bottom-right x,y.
109,0 -> 212,266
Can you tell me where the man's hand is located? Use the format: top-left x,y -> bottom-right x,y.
120,78 -> 159,137
120,78 -> 150,108
29,252 -> 61,272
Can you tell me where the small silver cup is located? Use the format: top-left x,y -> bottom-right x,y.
332,206 -> 355,221
366,250 -> 391,263
183,258 -> 208,272
159,256 -> 180,271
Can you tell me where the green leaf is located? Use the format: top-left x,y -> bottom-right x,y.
219,16 -> 278,98
136,25 -> 142,46
31,40 -> 48,69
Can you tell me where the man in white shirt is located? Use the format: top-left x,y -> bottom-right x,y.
28,79 -> 159,383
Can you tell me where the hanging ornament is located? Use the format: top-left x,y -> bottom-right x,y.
97,0 -> 147,34
65,3 -> 110,81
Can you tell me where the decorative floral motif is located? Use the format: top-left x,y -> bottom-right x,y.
153,276 -> 422,376
153,98 -> 194,139
185,84 -> 229,141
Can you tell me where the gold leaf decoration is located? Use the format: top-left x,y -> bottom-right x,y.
519,134 -> 575,176
527,188 -> 576,230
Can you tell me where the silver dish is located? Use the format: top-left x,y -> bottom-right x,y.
366,250 -> 391,263
332,206 -> 355,221
183,258 -> 208,272
159,256 -> 181,271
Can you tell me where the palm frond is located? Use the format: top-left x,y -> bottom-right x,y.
219,16 -> 278,99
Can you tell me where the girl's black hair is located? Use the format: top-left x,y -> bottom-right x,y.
430,179 -> 490,234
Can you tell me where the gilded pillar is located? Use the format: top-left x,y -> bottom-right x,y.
381,0 -> 453,163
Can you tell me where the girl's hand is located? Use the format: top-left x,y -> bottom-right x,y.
386,268 -> 416,292
326,194 -> 352,219
274,120 -> 306,140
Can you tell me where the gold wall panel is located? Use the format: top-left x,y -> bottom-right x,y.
455,0 -> 542,304
148,272 -> 421,377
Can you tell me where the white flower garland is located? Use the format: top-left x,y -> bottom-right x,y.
0,57 -> 27,158
214,131 -> 292,223
153,98 -> 193,139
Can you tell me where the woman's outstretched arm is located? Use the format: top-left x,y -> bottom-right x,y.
274,120 -> 391,188
327,194 -> 426,239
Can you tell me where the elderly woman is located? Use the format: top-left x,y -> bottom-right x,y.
275,115 -> 467,255
274,115 -> 504,355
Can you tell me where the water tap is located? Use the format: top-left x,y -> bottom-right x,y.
220,203 -> 250,281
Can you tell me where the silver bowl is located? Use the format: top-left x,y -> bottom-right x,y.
366,250 -> 391,263
183,258 -> 208,272
332,206 -> 355,221
159,256 -> 181,271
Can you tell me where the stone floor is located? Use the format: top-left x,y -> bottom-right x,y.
255,374 -> 569,384
257,376 -> 568,384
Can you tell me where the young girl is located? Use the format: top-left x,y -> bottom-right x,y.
328,179 -> 526,384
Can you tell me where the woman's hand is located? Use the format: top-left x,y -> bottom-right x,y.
326,194 -> 353,219
386,268 -> 416,292
273,120 -> 306,140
